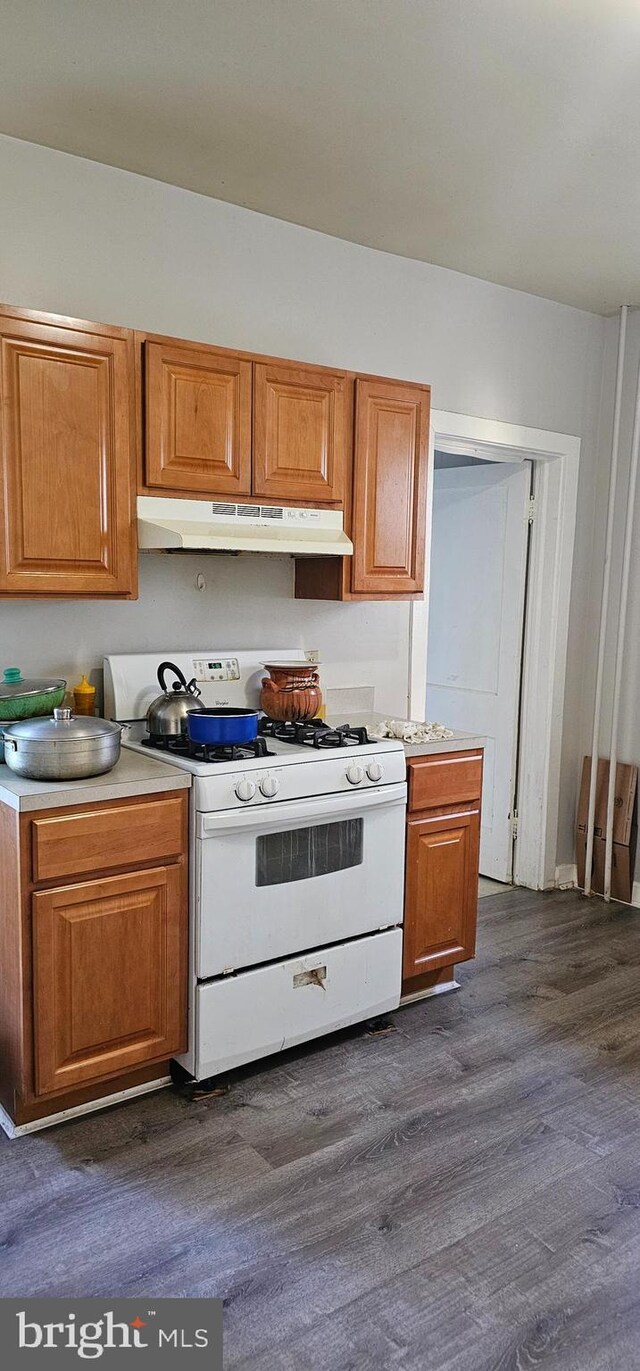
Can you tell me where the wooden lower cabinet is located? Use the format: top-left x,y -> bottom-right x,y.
402,750 -> 483,997
0,789 -> 188,1128
33,865 -> 185,1096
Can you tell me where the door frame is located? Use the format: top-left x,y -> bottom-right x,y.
408,410 -> 580,891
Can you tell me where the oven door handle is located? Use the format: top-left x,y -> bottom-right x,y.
197,782 -> 407,837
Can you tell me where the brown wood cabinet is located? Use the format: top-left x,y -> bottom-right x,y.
295,375 -> 430,601
140,335 -> 349,506
145,340 -> 252,496
253,361 -> 348,503
402,749 -> 482,997
0,302 -> 431,600
0,789 -> 188,1128
351,378 -> 429,595
0,305 -> 137,598
33,864 -> 183,1096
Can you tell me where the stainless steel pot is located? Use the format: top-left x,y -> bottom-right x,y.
3,709 -> 122,781
146,660 -> 205,738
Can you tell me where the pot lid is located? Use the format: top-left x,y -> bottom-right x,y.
4,708 -> 121,742
0,667 -> 66,698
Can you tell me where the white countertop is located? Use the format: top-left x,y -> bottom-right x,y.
0,750 -> 191,812
326,713 -> 485,760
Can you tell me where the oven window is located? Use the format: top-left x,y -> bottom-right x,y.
256,818 -> 364,887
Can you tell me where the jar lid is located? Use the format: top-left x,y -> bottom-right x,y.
74,675 -> 96,694
0,667 -> 66,699
4,709 -> 121,742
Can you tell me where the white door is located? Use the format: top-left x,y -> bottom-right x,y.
426,461 -> 531,882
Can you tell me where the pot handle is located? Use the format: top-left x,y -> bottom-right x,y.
2,736 -> 17,752
157,661 -> 188,693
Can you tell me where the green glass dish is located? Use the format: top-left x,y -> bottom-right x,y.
0,667 -> 67,721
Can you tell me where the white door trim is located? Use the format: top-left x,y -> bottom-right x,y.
408,410 -> 580,891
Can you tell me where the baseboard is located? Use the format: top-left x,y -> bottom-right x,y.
554,865 -> 640,908
0,1076 -> 171,1138
400,978 -> 460,1005
555,863 -> 577,889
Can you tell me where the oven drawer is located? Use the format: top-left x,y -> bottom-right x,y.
191,928 -> 402,1079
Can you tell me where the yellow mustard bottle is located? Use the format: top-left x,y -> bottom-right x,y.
73,674 -> 96,716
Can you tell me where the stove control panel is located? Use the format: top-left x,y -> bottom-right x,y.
193,657 -> 240,683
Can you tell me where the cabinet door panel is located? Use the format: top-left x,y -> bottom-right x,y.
403,809 -> 479,979
33,865 -> 186,1095
145,341 -> 252,495
253,362 -> 348,503
0,316 -> 135,596
352,378 -> 429,595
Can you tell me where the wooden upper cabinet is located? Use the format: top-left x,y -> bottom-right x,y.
351,377 -> 430,595
253,361 -> 348,503
0,307 -> 136,597
144,340 -> 252,496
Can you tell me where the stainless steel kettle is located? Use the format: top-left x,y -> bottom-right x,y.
146,661 -> 205,738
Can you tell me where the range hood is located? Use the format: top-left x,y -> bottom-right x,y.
137,497 -> 353,556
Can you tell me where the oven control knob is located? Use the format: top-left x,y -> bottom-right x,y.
367,760 -> 383,783
260,775 -> 279,798
346,763 -> 365,786
235,778 -> 256,802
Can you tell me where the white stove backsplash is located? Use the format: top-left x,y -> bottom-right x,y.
324,685 -> 375,716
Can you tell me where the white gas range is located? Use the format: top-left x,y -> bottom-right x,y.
104,650 -> 407,1082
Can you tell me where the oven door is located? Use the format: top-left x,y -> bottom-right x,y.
195,783 -> 406,978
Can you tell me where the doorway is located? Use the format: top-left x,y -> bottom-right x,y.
408,410 -> 581,891
426,454 -> 533,883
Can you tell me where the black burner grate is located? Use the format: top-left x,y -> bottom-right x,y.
141,734 -> 274,763
258,718 -> 370,749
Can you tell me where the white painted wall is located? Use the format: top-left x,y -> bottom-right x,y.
0,136 -> 606,868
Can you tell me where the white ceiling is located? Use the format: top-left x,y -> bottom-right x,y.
1,0 -> 640,314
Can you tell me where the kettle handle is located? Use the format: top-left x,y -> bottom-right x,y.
157,661 -> 188,693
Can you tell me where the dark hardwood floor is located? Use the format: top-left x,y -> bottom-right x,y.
3,888 -> 640,1369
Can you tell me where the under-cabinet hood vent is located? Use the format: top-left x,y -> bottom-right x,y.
137,497 -> 353,556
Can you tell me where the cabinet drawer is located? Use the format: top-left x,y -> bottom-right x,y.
408,751 -> 483,813
31,794 -> 185,883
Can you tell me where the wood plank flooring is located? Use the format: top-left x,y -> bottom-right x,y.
4,887 -> 640,1368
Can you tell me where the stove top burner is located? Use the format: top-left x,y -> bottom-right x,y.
258,718 -> 371,749
142,734 -> 274,764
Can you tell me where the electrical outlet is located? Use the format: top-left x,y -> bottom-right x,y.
305,649 -> 320,663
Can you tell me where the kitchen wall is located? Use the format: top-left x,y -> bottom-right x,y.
0,135 -> 607,871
